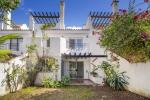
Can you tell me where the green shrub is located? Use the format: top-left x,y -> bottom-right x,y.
101,61 -> 129,91
101,12 -> 150,63
2,64 -> 27,93
42,78 -> 53,88
0,50 -> 11,62
41,24 -> 56,30
42,76 -> 70,88
61,76 -> 70,86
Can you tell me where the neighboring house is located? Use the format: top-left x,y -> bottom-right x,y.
0,0 -> 117,84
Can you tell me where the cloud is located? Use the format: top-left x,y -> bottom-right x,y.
28,8 -> 33,12
25,8 -> 33,15
66,26 -> 82,29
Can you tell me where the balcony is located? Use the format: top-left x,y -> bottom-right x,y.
65,43 -> 89,54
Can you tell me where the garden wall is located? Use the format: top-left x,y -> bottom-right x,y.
34,72 -> 56,86
108,53 -> 150,98
0,54 -> 27,96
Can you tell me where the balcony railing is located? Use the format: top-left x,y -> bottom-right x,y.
66,43 -> 89,54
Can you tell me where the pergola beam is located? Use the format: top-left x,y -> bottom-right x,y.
89,11 -> 113,29
30,12 -> 60,24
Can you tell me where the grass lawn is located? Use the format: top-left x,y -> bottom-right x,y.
0,86 -> 149,100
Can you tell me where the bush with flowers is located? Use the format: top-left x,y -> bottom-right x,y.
101,10 -> 150,63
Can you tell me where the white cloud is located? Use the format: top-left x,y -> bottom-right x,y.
66,26 -> 82,29
28,8 -> 33,12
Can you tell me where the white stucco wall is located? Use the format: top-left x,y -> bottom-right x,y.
34,72 -> 56,86
0,54 -> 27,96
88,31 -> 105,55
118,57 -> 150,98
89,57 -> 106,85
107,52 -> 150,98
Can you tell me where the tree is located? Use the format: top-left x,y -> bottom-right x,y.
0,0 -> 20,23
0,0 -> 20,12
0,34 -> 19,44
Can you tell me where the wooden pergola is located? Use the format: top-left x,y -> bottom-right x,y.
63,53 -> 107,59
89,11 -> 114,29
30,12 -> 60,25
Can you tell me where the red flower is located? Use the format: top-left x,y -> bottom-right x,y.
133,15 -> 138,20
144,0 -> 149,3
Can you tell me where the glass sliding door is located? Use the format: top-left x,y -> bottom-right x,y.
69,61 -> 84,79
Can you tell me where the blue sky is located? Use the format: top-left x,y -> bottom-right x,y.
12,0 -> 149,27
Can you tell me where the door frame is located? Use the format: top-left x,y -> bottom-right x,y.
69,61 -> 84,79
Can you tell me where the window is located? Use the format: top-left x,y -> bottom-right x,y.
47,38 -> 50,47
76,39 -> 83,49
69,39 -> 75,49
69,39 -> 83,49
10,38 -> 23,51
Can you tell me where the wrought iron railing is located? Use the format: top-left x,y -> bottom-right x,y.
66,42 -> 88,54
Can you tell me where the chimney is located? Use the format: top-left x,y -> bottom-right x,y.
112,0 -> 119,14
60,0 -> 65,29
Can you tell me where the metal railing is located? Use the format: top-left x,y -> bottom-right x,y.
66,42 -> 89,54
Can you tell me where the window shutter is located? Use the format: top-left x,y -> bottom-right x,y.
47,38 -> 50,47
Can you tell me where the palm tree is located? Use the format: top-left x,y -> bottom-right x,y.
0,33 -> 19,44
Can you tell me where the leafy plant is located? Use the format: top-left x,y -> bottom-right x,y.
0,34 -> 19,62
2,64 -> 27,93
0,34 -> 19,44
90,71 -> 98,77
101,11 -> 150,63
90,63 -> 100,77
25,66 -> 39,87
41,24 -> 56,30
0,50 -> 11,62
39,57 -> 59,72
42,76 -> 70,88
0,0 -> 20,12
0,0 -> 20,24
100,61 -> 129,91
26,44 -> 37,54
61,76 -> 70,86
